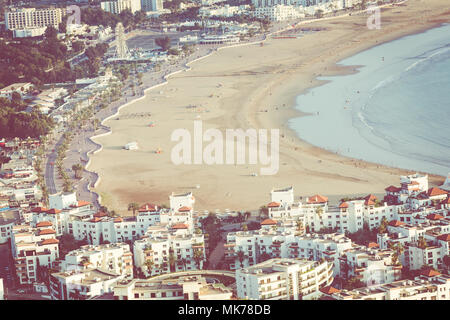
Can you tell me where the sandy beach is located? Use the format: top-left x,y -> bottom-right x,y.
88,0 -> 450,214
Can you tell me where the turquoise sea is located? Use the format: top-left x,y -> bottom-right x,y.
289,24 -> 450,176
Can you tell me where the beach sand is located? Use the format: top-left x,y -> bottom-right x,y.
88,0 -> 450,214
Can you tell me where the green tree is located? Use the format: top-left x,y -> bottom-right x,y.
44,25 -> 58,40
155,36 -> 171,51
237,250 -> 246,268
128,202 -> 139,217
169,249 -> 177,272
193,248 -> 204,269
379,217 -> 388,234
72,163 -> 84,179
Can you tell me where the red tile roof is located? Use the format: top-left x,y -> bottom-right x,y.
32,207 -> 48,213
114,217 -> 123,223
178,206 -> 191,212
172,223 -> 188,229
437,234 -> 450,242
74,200 -> 91,207
420,267 -> 441,277
36,221 -> 52,227
46,209 -> 61,214
339,202 -> 349,209
40,238 -> 59,245
94,211 -> 108,218
307,195 -> 328,204
388,220 -> 405,227
367,242 -> 379,248
364,194 -> 377,206
38,229 -> 56,235
89,217 -> 101,223
261,219 -> 277,225
385,185 -> 401,193
139,203 -> 157,212
268,202 -> 281,208
426,213 -> 444,221
320,286 -> 341,295
427,187 -> 447,197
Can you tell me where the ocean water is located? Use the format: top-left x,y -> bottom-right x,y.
289,24 -> 450,176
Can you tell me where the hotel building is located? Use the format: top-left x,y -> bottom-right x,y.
61,243 -> 134,279
236,258 -> 333,300
4,7 -> 66,38
101,0 -> 142,14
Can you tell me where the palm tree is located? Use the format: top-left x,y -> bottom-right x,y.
168,249 -> 177,272
259,206 -> 268,220
316,207 -> 323,218
128,203 -> 139,217
180,258 -> 187,271
72,163 -> 84,179
193,248 -> 204,270
418,236 -> 427,249
63,179 -> 73,193
237,250 -> 246,269
379,217 -> 388,234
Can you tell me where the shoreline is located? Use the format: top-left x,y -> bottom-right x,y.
86,0 -> 450,214
286,23 -> 450,177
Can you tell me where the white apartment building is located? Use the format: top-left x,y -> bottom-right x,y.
254,5 -> 305,21
225,230 -> 352,276
199,5 -> 249,18
113,276 -> 233,300
0,216 -> 15,244
252,0 -> 294,8
12,224 -> 59,285
267,187 -> 402,234
133,225 -> 206,277
101,0 -> 142,14
49,192 -> 78,210
236,258 -> 333,300
323,274 -> 450,300
50,268 -> 124,300
4,7 -> 66,37
377,218 -> 450,271
62,243 -> 134,278
32,192 -> 196,246
339,247 -> 402,286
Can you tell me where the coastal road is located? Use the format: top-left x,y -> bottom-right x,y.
44,131 -> 64,195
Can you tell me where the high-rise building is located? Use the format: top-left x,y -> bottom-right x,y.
141,0 -> 164,12
4,7 -> 66,31
101,0 -> 142,14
